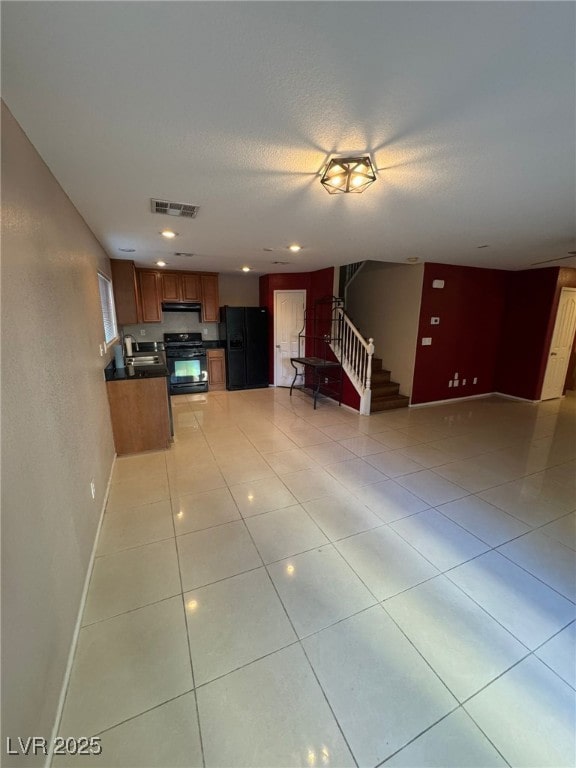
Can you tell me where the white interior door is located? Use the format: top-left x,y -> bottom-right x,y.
540,287 -> 576,400
274,290 -> 306,387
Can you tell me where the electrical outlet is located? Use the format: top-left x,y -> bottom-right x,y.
203,328 -> 208,336
140,329 -> 146,336
99,344 -> 104,357
421,337 -> 432,346
430,317 -> 440,325
463,378 -> 467,385
448,380 -> 453,388
453,380 -> 459,387
473,377 -> 478,384
454,372 -> 459,379
90,479 -> 96,500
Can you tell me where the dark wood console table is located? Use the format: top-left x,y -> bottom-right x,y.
289,356 -> 343,409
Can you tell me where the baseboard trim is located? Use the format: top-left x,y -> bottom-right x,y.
410,391 -> 545,408
409,393 -> 492,408
46,455 -> 116,768
492,392 -> 541,404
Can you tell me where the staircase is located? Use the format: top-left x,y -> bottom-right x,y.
370,357 -> 410,412
327,300 -> 409,415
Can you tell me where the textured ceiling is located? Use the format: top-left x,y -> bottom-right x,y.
2,1 -> 575,274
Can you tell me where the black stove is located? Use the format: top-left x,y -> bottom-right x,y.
164,332 -> 204,353
163,333 -> 208,394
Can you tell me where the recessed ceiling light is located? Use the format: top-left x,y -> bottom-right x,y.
288,244 -> 302,252
272,261 -> 290,265
242,266 -> 251,272
161,230 -> 178,239
263,247 -> 274,252
477,244 -> 490,249
156,260 -> 167,267
119,247 -> 136,253
174,252 -> 194,257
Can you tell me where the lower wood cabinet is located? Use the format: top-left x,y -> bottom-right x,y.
207,348 -> 226,390
106,377 -> 171,454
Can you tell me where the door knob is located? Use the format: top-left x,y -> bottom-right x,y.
550,352 -> 557,356
276,345 -> 281,349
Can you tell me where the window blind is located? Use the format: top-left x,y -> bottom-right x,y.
98,272 -> 118,346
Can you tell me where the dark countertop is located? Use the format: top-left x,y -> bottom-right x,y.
203,340 -> 225,349
105,360 -> 169,381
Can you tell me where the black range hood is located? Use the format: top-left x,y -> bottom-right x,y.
162,301 -> 202,313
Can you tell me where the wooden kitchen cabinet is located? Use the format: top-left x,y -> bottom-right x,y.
207,348 -> 226,390
159,272 -> 182,301
138,271 -> 162,322
106,377 -> 171,454
159,271 -> 201,302
182,273 -> 201,300
110,259 -> 141,325
201,274 -> 219,322
123,268 -> 218,324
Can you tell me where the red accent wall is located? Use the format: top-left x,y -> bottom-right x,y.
411,263 -> 507,405
342,373 -> 361,411
494,268 -> 559,400
259,267 -> 359,409
259,268 -> 334,384
495,267 -> 576,400
262,264 -> 576,409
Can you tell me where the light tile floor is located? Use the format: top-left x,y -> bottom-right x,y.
56,390 -> 576,768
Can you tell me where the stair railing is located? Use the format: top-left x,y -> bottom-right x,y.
339,261 -> 367,304
330,307 -> 375,415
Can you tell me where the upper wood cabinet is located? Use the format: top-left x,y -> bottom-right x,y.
182,274 -> 201,301
200,274 -> 219,322
159,272 -> 182,301
111,264 -> 219,324
110,259 -> 140,325
138,271 -> 162,322
159,272 -> 201,302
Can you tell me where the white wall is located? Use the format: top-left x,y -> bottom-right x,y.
1,102 -> 116,765
346,262 -> 424,396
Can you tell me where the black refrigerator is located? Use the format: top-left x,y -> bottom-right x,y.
220,306 -> 269,390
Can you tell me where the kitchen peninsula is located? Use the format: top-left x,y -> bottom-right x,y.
105,360 -> 171,455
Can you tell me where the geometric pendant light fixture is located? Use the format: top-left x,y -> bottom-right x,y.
320,155 -> 377,194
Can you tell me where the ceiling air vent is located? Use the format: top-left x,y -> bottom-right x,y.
151,199 -> 200,218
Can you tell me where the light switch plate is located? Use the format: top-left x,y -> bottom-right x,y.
432,279 -> 445,289
421,337 -> 432,346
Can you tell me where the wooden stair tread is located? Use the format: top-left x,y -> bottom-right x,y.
371,383 -> 400,396
371,370 -> 391,384
367,360 -> 408,411
370,394 -> 410,412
